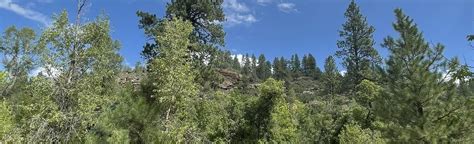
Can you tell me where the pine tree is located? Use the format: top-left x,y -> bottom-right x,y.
375,9 -> 473,143
250,54 -> 258,81
232,55 -> 241,71
257,54 -> 271,80
290,54 -> 302,78
302,54 -> 321,79
322,56 -> 342,95
137,0 -> 225,87
242,54 -> 251,76
216,50 -> 233,69
273,57 -> 289,81
337,0 -> 381,89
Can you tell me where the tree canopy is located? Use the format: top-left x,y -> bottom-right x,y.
0,1 -> 472,143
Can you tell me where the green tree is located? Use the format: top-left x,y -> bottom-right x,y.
256,54 -> 271,80
216,50 -> 234,69
302,54 -> 321,79
137,0 -> 225,87
196,91 -> 235,142
30,9 -> 122,142
337,0 -> 381,90
244,78 -> 297,142
0,99 -> 13,140
232,56 -> 241,71
273,57 -> 290,81
339,123 -> 386,144
0,26 -> 36,97
322,56 -> 342,95
0,72 -> 14,140
250,54 -> 258,81
376,9 -> 473,143
355,80 -> 381,128
137,0 -> 225,60
242,54 -> 251,76
290,54 -> 302,78
147,18 -> 199,142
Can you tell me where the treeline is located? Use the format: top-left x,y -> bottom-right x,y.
0,0 -> 473,143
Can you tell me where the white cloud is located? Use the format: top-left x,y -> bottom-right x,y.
223,0 -> 257,26
277,2 -> 297,13
339,70 -> 347,76
231,54 -> 245,66
30,65 -> 60,78
0,0 -> 50,26
440,71 -> 470,85
223,0 -> 249,13
256,0 -> 272,5
226,13 -> 257,26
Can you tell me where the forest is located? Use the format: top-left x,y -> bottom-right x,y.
0,0 -> 473,143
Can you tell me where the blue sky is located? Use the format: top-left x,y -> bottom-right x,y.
0,0 -> 473,70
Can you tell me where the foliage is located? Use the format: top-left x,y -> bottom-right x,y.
337,0 -> 381,89
147,18 -> 199,142
256,54 -> 272,80
0,1 -> 472,143
137,0 -> 225,88
0,26 -> 36,97
0,99 -> 14,140
339,123 -> 386,144
302,54 -> 322,79
376,8 -> 473,143
273,57 -> 290,81
322,56 -> 342,95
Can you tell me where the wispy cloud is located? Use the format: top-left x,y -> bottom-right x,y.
0,0 -> 50,26
256,0 -> 272,6
277,2 -> 298,13
226,13 -> 257,26
36,0 -> 53,3
224,0 -> 249,13
223,0 -> 257,26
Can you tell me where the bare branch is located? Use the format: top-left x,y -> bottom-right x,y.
76,0 -> 88,25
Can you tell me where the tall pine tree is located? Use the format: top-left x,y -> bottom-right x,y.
376,9 -> 473,143
337,0 -> 381,89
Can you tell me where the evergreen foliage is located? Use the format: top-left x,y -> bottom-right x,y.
337,0 -> 381,90
375,9 -> 473,143
0,1 -> 472,143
